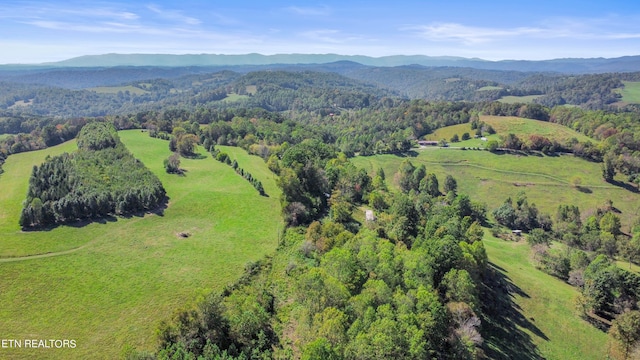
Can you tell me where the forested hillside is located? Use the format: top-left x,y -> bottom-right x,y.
2,64 -> 640,118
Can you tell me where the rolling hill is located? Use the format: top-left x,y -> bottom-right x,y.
5,53 -> 640,74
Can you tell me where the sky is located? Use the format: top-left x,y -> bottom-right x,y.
1,0 -> 640,64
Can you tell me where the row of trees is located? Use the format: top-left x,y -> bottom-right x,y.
211,148 -> 265,196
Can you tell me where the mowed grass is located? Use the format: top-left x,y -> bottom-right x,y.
480,115 -> 595,144
423,123 -> 478,142
222,93 -> 251,102
422,123 -> 501,149
423,116 -> 593,149
477,86 -> 503,91
88,85 -> 148,95
498,95 -> 543,104
483,234 -> 608,359
352,149 -> 640,231
0,130 -> 282,359
617,81 -> 640,104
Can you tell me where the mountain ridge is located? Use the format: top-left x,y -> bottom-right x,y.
3,53 -> 640,74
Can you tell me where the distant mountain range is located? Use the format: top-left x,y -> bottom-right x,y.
3,53 -> 640,74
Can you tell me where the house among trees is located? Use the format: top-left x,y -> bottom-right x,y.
512,230 -> 522,236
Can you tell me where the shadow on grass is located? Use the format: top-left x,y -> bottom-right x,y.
183,152 -> 207,160
480,262 -> 548,360
606,179 -> 639,193
396,150 -> 419,158
22,196 -> 169,232
576,186 -> 592,194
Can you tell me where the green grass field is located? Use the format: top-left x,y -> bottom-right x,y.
423,123 -> 477,142
0,133 -> 11,141
498,95 -> 543,104
88,85 -> 149,95
0,130 -> 282,359
352,149 -> 640,231
222,93 -> 251,102
481,115 -> 595,143
245,85 -> 257,95
477,86 -> 503,91
483,234 -> 608,359
423,116 -> 595,149
8,99 -> 34,109
422,123 -> 501,149
617,81 -> 640,104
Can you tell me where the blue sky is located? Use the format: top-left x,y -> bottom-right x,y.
1,0 -> 640,64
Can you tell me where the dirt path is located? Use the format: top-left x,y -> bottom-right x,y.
0,242 -> 91,263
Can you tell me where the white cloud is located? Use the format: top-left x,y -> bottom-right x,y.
0,4 -> 139,22
59,8 -> 139,21
300,29 -> 342,43
406,17 -> 640,45
407,23 -> 551,44
285,6 -> 331,16
299,29 -> 367,44
147,4 -> 201,25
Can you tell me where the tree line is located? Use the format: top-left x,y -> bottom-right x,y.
211,147 -> 266,196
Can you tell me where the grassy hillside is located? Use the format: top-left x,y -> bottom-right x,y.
352,149 -> 639,231
88,85 -> 149,95
0,130 -> 282,359
483,234 -> 608,359
498,95 -> 543,104
424,116 -> 594,147
617,81 -> 640,104
481,116 -> 594,143
423,123 -> 483,143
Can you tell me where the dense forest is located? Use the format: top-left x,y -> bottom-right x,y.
148,146 -> 494,359
19,122 -> 166,228
2,64 -> 640,118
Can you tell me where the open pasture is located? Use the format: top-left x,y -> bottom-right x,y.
88,85 -> 149,95
353,149 -> 640,231
616,81 -> 640,104
480,115 -> 595,143
498,95 -> 543,104
423,115 -> 594,148
0,130 -> 281,358
483,234 -> 608,359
